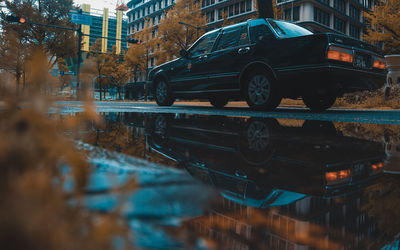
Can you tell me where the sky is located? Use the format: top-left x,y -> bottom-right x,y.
73,0 -> 121,11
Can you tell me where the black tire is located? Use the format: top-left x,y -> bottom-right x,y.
243,69 -> 281,110
209,97 -> 229,108
154,78 -> 174,106
302,94 -> 336,112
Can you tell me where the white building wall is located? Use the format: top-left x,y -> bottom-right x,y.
301,2 -> 313,22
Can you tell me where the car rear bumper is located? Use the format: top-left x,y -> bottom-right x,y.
277,63 -> 387,96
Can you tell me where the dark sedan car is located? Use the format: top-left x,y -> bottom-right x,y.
147,18 -> 386,111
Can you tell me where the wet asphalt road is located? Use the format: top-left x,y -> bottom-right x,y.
57,101 -> 400,125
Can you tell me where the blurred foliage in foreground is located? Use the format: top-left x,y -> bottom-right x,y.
0,47 -> 133,249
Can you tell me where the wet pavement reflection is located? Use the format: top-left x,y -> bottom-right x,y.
75,112 -> 400,249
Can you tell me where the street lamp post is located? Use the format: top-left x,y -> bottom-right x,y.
178,21 -> 203,39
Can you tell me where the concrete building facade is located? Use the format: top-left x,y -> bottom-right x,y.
126,0 -> 259,35
80,4 -> 128,54
276,0 -> 377,40
201,0 -> 258,29
126,0 -> 175,36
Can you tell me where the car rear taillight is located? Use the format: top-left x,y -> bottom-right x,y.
371,162 -> 384,172
327,46 -> 353,63
325,169 -> 351,185
373,56 -> 386,69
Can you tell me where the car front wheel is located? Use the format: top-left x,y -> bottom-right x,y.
154,79 -> 174,106
302,94 -> 336,111
244,70 -> 281,111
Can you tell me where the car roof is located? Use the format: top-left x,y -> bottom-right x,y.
202,18 -> 287,38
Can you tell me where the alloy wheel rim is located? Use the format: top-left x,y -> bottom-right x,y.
248,75 -> 270,105
156,81 -> 167,103
247,121 -> 269,152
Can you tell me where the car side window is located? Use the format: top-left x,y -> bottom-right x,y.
189,31 -> 219,58
215,25 -> 249,51
250,24 -> 273,43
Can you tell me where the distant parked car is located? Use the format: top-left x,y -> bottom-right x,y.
147,18 -> 386,111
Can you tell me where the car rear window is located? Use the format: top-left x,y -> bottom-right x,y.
268,19 -> 313,38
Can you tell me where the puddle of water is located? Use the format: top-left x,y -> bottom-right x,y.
72,112 -> 400,249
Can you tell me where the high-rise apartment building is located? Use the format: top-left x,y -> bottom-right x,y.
201,0 -> 257,29
126,0 -> 258,36
80,4 -> 128,54
126,0 -> 175,36
276,0 -> 377,40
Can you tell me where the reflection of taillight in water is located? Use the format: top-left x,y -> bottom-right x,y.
371,162 -> 384,173
325,169 -> 351,185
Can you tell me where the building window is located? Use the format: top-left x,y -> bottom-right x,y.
246,0 -> 252,12
349,5 -> 360,21
334,0 -> 346,13
207,10 -> 215,23
317,0 -> 330,5
142,8 -> 145,17
229,5 -> 233,16
284,6 -> 299,21
349,24 -> 360,39
148,6 -> 151,14
334,16 -> 346,33
314,7 -> 330,27
165,0 -> 168,7
218,8 -> 223,20
234,3 -> 239,15
159,1 -> 162,9
240,1 -> 245,13
150,58 -> 155,67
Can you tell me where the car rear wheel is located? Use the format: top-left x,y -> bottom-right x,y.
302,94 -> 336,111
209,97 -> 229,108
154,78 -> 174,106
244,70 -> 281,110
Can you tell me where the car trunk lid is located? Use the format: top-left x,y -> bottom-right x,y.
326,33 -> 381,54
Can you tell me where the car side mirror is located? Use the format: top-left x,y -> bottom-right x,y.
180,49 -> 189,58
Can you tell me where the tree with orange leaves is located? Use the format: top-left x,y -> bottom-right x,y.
364,0 -> 400,54
156,0 -> 207,64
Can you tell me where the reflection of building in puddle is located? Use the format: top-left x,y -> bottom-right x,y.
383,137 -> 400,174
186,191 -> 379,250
334,122 -> 400,174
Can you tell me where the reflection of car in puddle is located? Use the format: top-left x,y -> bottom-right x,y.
146,114 -> 385,202
145,114 -> 386,249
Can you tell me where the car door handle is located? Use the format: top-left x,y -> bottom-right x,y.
238,47 -> 250,54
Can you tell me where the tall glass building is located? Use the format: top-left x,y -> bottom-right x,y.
80,4 -> 128,54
